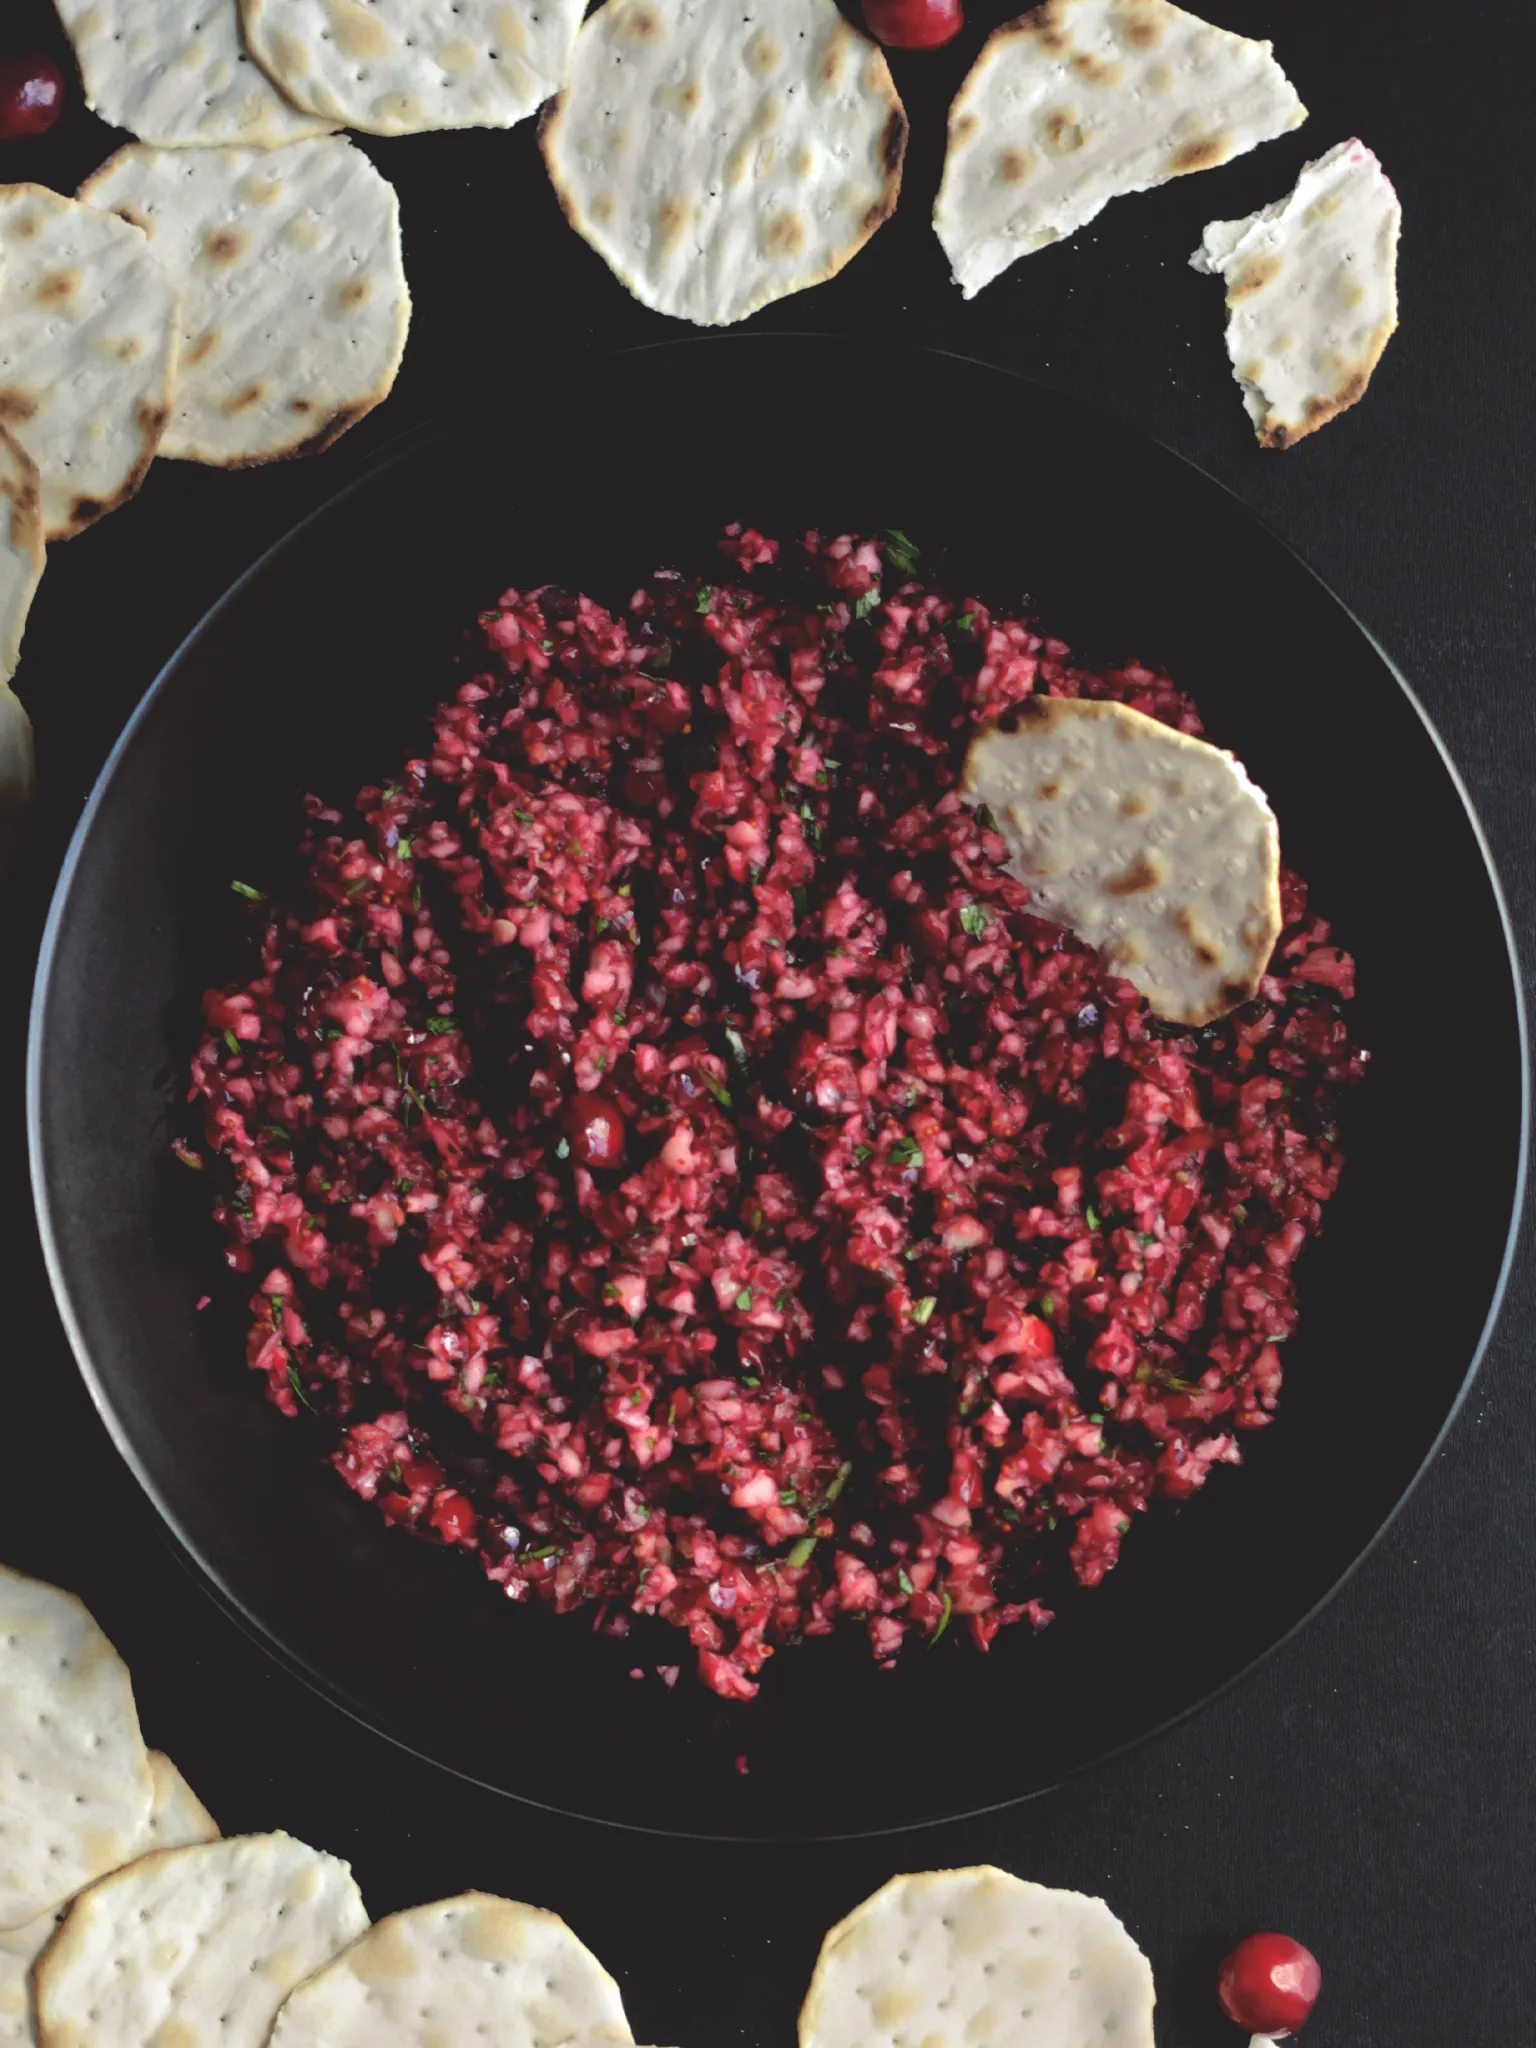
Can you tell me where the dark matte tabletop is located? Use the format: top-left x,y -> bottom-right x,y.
3,0 -> 1533,2042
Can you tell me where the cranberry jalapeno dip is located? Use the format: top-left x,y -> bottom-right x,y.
188,528 -> 1364,1703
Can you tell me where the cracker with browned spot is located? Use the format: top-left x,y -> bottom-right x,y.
542,0 -> 906,328
962,698 -> 1281,1026
800,1867 -> 1156,2048
241,0 -> 586,135
0,1565 -> 153,1934
268,1892 -> 633,2048
55,0 -> 336,149
0,185 -> 178,540
33,1833 -> 368,2048
934,0 -> 1305,298
0,427 -> 43,687
80,140 -> 409,467
0,1750 -> 218,2046
1191,138 -> 1400,449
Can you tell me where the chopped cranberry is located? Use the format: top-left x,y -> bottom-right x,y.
562,1091 -> 627,1169
622,765 -> 666,809
862,0 -> 964,50
429,1489 -> 478,1544
0,55 -> 66,140
1218,1934 -> 1321,2038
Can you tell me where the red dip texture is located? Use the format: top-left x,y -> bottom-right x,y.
189,529 -> 1365,1701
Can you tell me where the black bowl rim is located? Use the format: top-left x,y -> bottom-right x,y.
27,333 -> 1531,1840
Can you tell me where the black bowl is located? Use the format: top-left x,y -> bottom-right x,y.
29,338 -> 1527,1839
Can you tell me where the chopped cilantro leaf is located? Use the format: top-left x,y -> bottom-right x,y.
396,837 -> 412,859
883,529 -> 921,577
779,1488 -> 799,1508
222,1028 -> 241,1057
741,1375 -> 760,1388
853,1144 -> 873,1166
1040,1292 -> 1057,1317
696,585 -> 714,613
595,916 -> 610,935
426,1016 -> 456,1035
897,1568 -> 915,1596
287,1361 -> 317,1414
853,588 -> 880,622
889,1135 -> 924,1169
1086,1203 -> 1101,1231
929,1590 -> 953,1643
751,1207 -> 764,1232
911,1296 -> 937,1327
959,903 -> 991,937
229,879 -> 263,900
735,1288 -> 753,1312
702,1072 -> 732,1107
555,1136 -> 571,1160
386,1461 -> 404,1487
263,1123 -> 289,1143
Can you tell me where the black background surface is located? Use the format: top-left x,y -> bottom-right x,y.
3,0 -> 1533,2041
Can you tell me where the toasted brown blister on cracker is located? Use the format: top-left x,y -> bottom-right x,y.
935,0 -> 1304,298
1192,138 -> 1400,449
963,698 -> 1281,1026
542,0 -> 907,328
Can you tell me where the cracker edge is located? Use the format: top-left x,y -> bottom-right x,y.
0,423 -> 45,682
961,696 -> 1283,1026
76,148 -> 411,471
538,7 -> 908,329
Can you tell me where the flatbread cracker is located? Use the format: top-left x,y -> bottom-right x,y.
1191,138 -> 1400,449
0,1565 -> 153,1933
56,0 -> 336,149
962,698 -> 1281,1026
0,186 -> 178,541
268,1892 -> 633,2048
0,426 -> 43,686
34,1832 -> 368,2048
800,1868 -> 1156,2048
0,687 -> 33,880
542,0 -> 907,328
241,0 -> 586,135
934,0 -> 1305,298
80,140 -> 410,467
0,1751 -> 218,2046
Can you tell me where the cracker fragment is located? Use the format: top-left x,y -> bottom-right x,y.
1191,138 -> 1400,449
962,698 -> 1281,1026
0,686 -> 33,880
80,140 -> 410,467
934,0 -> 1305,298
34,1832 -> 368,2048
0,426 -> 43,686
0,186 -> 178,540
268,1892 -> 633,2048
0,1566 -> 153,1933
800,1867 -> 1156,2048
542,0 -> 907,328
0,1751 -> 218,2046
55,0 -> 336,149
241,0 -> 586,135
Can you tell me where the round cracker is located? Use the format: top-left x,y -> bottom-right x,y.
0,1566 -> 153,1932
0,1750 -> 219,2044
542,0 -> 907,328
268,1892 -> 634,2048
34,1832 -> 368,2048
800,1867 -> 1156,2048
0,186 -> 178,541
933,0 -> 1305,299
962,697 -> 1282,1026
241,0 -> 586,136
0,425 -> 43,687
56,0 -> 337,149
79,140 -> 410,468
